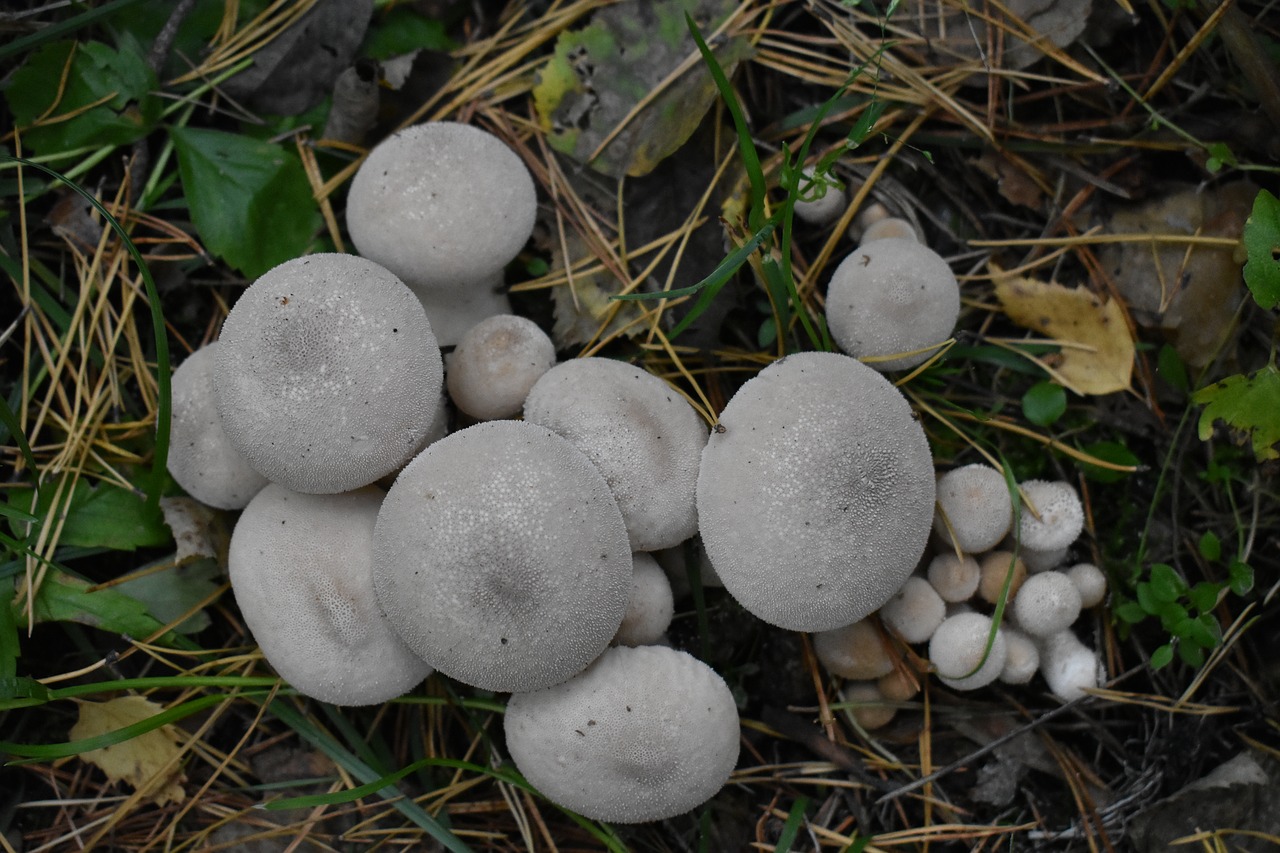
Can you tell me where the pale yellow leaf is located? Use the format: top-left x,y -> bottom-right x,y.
993,268 -> 1134,395
70,696 -> 186,806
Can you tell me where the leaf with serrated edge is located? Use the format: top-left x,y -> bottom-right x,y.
1192,365 -> 1280,461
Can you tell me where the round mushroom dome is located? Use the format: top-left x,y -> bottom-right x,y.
372,420 -> 632,693
928,612 -> 1007,691
826,238 -> 960,371
1017,479 -> 1085,552
215,253 -> 442,494
933,463 -> 1013,553
504,645 -> 739,823
446,314 -> 555,420
228,484 -> 433,706
696,352 -> 935,632
524,357 -> 708,552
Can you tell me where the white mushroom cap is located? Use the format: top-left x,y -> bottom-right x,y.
524,358 -> 707,552
826,238 -> 960,371
346,123 -> 537,345
228,484 -> 432,705
842,681 -> 895,730
697,352 -> 935,632
860,217 -> 919,243
1021,544 -> 1070,573
446,314 -> 555,420
1037,630 -> 1102,701
653,536 -> 725,598
1067,562 -> 1108,608
372,420 -> 631,693
933,463 -> 1013,553
792,166 -> 846,225
1011,571 -> 1082,638
928,612 -> 1007,691
998,626 -> 1040,685
1017,480 -> 1085,552
879,576 -> 946,644
168,343 -> 269,510
977,550 -> 1028,604
813,619 -> 896,680
614,552 -> 675,647
926,553 -> 981,603
504,645 -> 739,823
215,253 -> 442,494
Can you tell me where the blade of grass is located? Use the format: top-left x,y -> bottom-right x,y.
774,796 -> 811,853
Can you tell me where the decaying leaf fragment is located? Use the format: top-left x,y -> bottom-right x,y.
993,267 -> 1134,395
71,696 -> 186,806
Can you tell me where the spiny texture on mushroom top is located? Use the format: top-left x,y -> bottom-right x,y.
826,238 -> 960,371
372,420 -> 631,693
933,462 -> 1013,553
1017,479 -> 1085,552
504,645 -> 740,823
215,254 -> 442,494
524,357 -> 707,552
447,314 -> 555,420
228,484 -> 432,706
696,352 -> 935,632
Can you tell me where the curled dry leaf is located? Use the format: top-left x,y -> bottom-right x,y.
70,696 -> 186,806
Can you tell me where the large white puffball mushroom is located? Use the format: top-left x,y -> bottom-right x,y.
168,343 -> 268,510
1018,479 -> 1085,552
1037,630 -> 1103,701
373,421 -> 631,693
1011,571 -> 1082,638
813,619 -> 896,680
826,238 -> 961,371
792,166 -> 845,225
505,645 -> 739,823
524,358 -> 707,552
933,463 -> 1013,553
229,484 -> 432,705
215,254 -> 442,494
614,553 -> 675,647
999,626 -> 1040,685
1067,562 -> 1108,608
447,314 -> 555,420
928,612 -> 1007,691
977,550 -> 1027,604
879,576 -> 946,644
926,553 -> 981,603
698,352 -> 934,632
346,122 -> 538,345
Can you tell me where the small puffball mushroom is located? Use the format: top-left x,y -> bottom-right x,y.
373,421 -> 632,692
346,122 -> 538,345
977,551 -> 1027,604
1067,562 -> 1108,608
877,668 -> 921,702
934,463 -> 1013,553
614,552 -> 675,647
1018,480 -> 1085,552
826,238 -> 960,372
842,682 -> 895,730
215,253 -> 442,494
504,645 -> 739,823
879,577 -> 946,644
793,166 -> 846,225
1037,630 -> 1103,701
1011,571 -> 1082,638
168,344 -> 268,509
524,357 -> 707,552
1021,544 -> 1070,573
860,217 -> 919,243
999,626 -> 1040,685
927,553 -> 981,603
813,619 -> 896,680
446,314 -> 555,420
928,613 -> 1007,691
229,484 -> 432,705
697,352 -> 935,632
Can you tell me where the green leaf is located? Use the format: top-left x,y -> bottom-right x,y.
1078,440 -> 1140,484
362,5 -> 454,58
15,567 -> 180,644
757,315 -> 777,348
114,558 -> 221,635
1021,381 -> 1066,427
1242,189 -> 1280,310
1204,142 -> 1237,173
1114,600 -> 1147,624
1192,364 -> 1280,461
1150,643 -> 1174,669
1135,581 -> 1158,614
1188,581 -> 1223,614
1187,613 -> 1221,649
1148,563 -> 1186,601
170,127 -> 321,278
1228,560 -> 1254,596
1198,530 -> 1222,561
8,479 -> 170,551
1157,343 -> 1189,393
1178,641 -> 1205,667
1157,601 -> 1189,631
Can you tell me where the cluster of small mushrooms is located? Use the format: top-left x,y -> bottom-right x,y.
166,121 -> 1103,822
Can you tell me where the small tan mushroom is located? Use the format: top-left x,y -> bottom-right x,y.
813,619 -> 896,680
927,553 -> 981,603
977,551 -> 1028,604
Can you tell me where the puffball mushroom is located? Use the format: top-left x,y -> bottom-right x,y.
372,420 -> 631,693
1067,562 -> 1108,608
1011,571 -> 1082,638
168,343 -> 268,510
229,484 -> 432,705
446,314 -> 555,420
928,612 -> 1007,691
792,166 -> 846,225
697,352 -> 935,632
524,357 -> 707,552
215,253 -> 442,494
860,217 -> 919,243
826,238 -> 960,371
879,576 -> 946,644
842,682 -> 895,730
999,627 -> 1040,685
504,645 -> 740,823
1038,630 -> 1103,701
813,619 -> 896,680
933,463 -> 1013,553
977,550 -> 1028,604
1018,479 -> 1085,552
345,122 -> 538,345
614,552 -> 675,647
926,553 -> 981,603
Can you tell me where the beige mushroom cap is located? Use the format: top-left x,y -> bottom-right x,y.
977,551 -> 1028,604
447,314 -> 555,420
999,626 -> 1041,685
1067,562 -> 1108,608
927,553 -> 981,603
813,619 -> 897,680
879,576 -> 946,644
928,612 -> 1007,691
504,645 -> 739,823
934,463 -> 1013,553
229,484 -> 432,705
1011,571 -> 1082,638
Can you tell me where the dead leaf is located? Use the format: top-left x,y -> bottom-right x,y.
973,152 -> 1044,210
993,266 -> 1134,395
160,496 -> 227,565
70,696 -> 186,806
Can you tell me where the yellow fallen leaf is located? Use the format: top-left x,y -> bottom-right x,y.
70,696 -> 186,806
993,267 -> 1135,395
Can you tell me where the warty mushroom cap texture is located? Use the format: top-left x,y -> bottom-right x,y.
614,552 -> 675,647
1011,570 -> 1082,637
504,645 -> 739,823
446,314 -> 555,420
168,343 -> 268,510
214,253 -> 442,494
524,357 -> 707,552
825,238 -> 960,372
372,420 -> 631,693
933,463 -> 1013,553
229,484 -> 432,706
696,351 -> 935,632
1017,479 -> 1085,552
926,552 -> 981,603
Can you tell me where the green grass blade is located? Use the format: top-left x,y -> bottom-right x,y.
0,395 -> 38,483
774,795 -> 811,852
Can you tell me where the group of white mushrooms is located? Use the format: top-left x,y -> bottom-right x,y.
165,120 -> 1104,822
